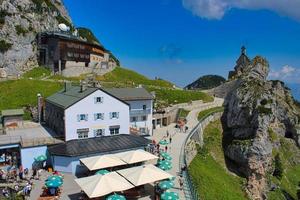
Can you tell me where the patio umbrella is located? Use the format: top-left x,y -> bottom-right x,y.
158,163 -> 172,171
106,194 -> 126,200
159,140 -> 169,145
35,155 -> 47,162
75,172 -> 134,198
115,150 -> 158,164
161,191 -> 179,200
117,164 -> 173,186
158,180 -> 174,190
80,155 -> 126,171
160,152 -> 170,158
47,175 -> 63,182
169,176 -> 176,181
95,169 -> 110,175
45,179 -> 63,188
157,160 -> 172,166
164,155 -> 172,161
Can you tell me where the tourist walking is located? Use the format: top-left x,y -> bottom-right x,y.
169,137 -> 172,144
166,130 -> 169,137
179,176 -> 184,190
165,145 -> 168,152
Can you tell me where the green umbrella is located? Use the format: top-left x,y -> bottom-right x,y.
45,179 -> 63,188
169,176 -> 176,181
47,175 -> 63,182
35,155 -> 47,162
160,152 -> 171,158
95,169 -> 110,175
161,191 -> 179,200
159,140 -> 169,145
158,163 -> 172,171
158,180 -> 174,190
157,160 -> 172,166
106,194 -> 126,200
164,155 -> 172,161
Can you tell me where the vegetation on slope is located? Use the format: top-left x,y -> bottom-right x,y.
185,75 -> 226,90
77,27 -> 101,45
198,106 -> 224,120
22,67 -> 51,79
0,79 -> 62,111
189,120 -> 248,200
178,108 -> 190,119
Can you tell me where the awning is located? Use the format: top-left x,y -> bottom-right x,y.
115,150 -> 158,164
75,172 -> 134,198
117,164 -> 173,186
80,155 -> 126,171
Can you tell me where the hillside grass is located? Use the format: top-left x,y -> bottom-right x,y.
0,79 -> 62,111
268,137 -> 300,199
22,67 -> 51,79
189,120 -> 248,200
178,108 -> 190,119
198,106 -> 224,120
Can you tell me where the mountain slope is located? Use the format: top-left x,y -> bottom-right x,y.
185,75 -> 226,90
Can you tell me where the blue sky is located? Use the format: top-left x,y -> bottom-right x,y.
63,0 -> 300,99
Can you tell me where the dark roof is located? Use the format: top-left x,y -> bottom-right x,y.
48,134 -> 151,157
105,88 -> 154,101
1,109 -> 24,117
46,86 -> 129,109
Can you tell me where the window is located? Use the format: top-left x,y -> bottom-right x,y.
95,97 -> 103,104
94,113 -> 104,120
110,112 -> 119,119
141,116 -> 147,121
140,128 -> 146,133
77,128 -> 89,139
131,117 -> 137,122
77,114 -> 88,121
109,126 -> 120,135
94,129 -> 105,137
143,105 -> 147,110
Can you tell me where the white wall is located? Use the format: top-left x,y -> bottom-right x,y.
65,90 -> 130,141
127,99 -> 153,135
20,146 -> 48,169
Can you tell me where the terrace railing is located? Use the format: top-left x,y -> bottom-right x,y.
180,108 -> 224,200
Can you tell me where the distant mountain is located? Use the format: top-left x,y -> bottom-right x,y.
185,75 -> 226,90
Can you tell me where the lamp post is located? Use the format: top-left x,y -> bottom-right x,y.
37,93 -> 42,123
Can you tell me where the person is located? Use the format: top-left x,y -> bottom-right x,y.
166,130 -> 169,137
19,165 -> 23,180
179,176 -> 184,190
2,187 -> 9,197
185,126 -> 188,133
165,146 -> 168,152
169,137 -> 172,144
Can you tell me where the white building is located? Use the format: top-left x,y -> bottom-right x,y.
45,84 -> 130,141
106,88 -> 154,136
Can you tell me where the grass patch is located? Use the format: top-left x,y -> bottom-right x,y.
0,40 -> 12,53
96,67 -> 174,88
178,108 -> 190,119
198,107 -> 224,120
0,79 -> 62,111
189,120 -> 248,200
22,67 -> 51,79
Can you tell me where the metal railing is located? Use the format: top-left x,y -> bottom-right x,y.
180,108 -> 224,200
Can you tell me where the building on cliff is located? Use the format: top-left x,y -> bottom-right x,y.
37,31 -> 120,77
228,46 -> 251,80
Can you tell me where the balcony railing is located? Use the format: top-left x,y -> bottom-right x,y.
130,108 -> 151,115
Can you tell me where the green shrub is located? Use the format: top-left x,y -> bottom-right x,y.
15,25 -> 28,36
257,105 -> 272,115
0,40 -> 12,53
273,154 -> 283,179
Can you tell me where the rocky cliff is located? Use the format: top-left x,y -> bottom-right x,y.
0,0 -> 71,77
222,56 -> 300,199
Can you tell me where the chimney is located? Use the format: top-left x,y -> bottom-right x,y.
64,81 -> 71,92
80,81 -> 87,92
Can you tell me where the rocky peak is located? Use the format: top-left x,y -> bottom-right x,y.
0,0 -> 72,77
222,53 -> 300,199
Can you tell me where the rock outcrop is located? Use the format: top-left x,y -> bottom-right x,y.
222,53 -> 300,199
0,0 -> 71,77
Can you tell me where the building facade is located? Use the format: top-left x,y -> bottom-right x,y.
46,85 -> 130,141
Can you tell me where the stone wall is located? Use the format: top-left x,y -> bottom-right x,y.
185,112 -> 223,166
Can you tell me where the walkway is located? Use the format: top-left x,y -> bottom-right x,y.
151,97 -> 223,199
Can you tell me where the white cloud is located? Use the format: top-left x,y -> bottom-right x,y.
182,0 -> 300,21
269,65 -> 300,83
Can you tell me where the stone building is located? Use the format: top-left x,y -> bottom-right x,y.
228,46 -> 251,80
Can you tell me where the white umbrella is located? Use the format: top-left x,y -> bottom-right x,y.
80,155 -> 126,171
117,164 -> 173,186
75,172 -> 134,198
115,150 -> 158,164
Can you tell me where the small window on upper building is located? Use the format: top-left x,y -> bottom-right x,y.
77,128 -> 89,139
94,129 -> 105,137
95,97 -> 103,104
77,114 -> 88,122
131,117 -> 137,122
94,113 -> 104,120
109,126 -> 120,135
142,116 -> 147,121
110,112 -> 119,119
143,105 -> 147,110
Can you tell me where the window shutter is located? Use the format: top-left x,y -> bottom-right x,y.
101,113 -> 104,120
117,112 -> 119,119
109,112 -> 112,119
94,113 -> 97,121
93,129 -> 96,137
94,97 -> 97,104
77,115 -> 80,122
85,114 -> 88,121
